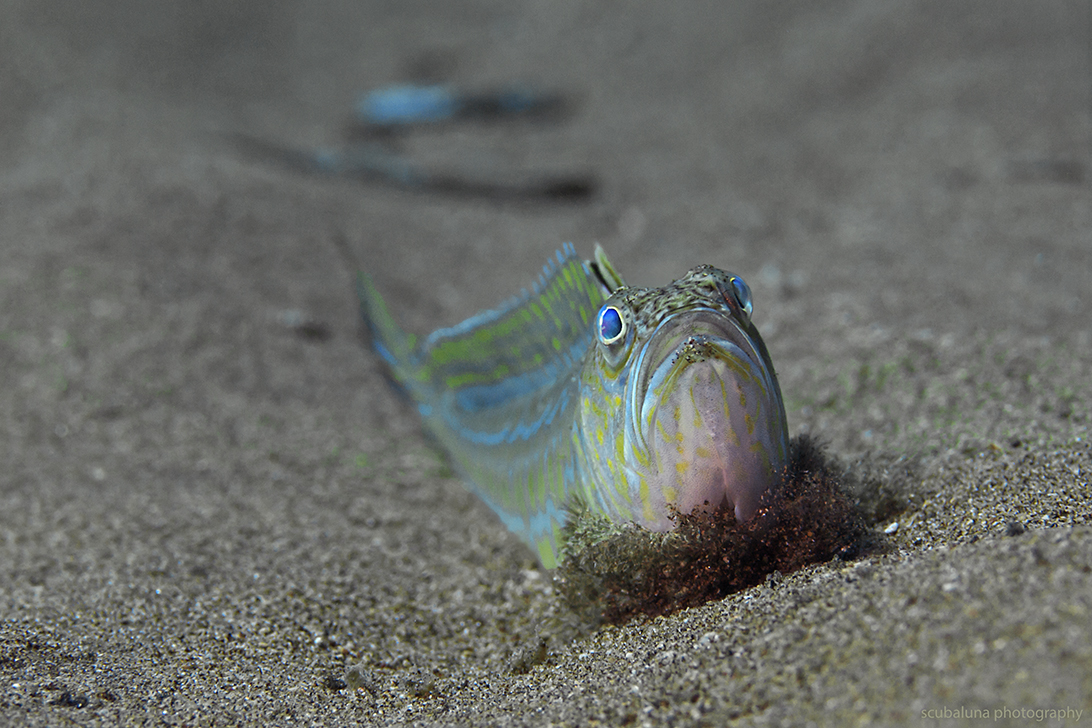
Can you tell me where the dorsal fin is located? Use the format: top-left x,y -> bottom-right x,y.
591,242 -> 626,293
416,242 -> 612,409
352,243 -> 624,566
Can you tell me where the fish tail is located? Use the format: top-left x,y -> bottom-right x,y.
355,270 -> 423,393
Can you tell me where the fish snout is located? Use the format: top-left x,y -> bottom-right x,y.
645,346 -> 788,528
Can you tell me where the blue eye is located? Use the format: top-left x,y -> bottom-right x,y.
597,305 -> 625,345
730,276 -> 753,319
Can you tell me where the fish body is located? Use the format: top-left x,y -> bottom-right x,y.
356,244 -> 789,567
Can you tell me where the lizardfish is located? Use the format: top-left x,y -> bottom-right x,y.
356,244 -> 789,567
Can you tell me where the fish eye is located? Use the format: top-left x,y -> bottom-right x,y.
597,305 -> 626,345
729,276 -> 753,320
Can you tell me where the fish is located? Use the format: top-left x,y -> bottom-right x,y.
355,243 -> 789,568
355,83 -> 565,127
230,82 -> 590,203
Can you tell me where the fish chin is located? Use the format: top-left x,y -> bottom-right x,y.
639,332 -> 787,531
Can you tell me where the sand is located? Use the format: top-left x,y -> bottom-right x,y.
1,1 -> 1089,725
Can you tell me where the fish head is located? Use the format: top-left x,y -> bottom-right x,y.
578,264 -> 789,531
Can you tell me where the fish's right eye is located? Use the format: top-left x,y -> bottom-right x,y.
597,305 -> 626,345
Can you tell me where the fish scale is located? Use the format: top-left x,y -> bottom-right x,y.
355,244 -> 788,567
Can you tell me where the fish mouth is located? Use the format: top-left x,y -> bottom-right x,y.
634,309 -> 771,413
630,309 -> 787,530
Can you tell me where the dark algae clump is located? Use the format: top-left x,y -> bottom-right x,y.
556,435 -> 879,624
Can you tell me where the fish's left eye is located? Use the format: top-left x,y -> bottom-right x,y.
728,276 -> 753,320
597,305 -> 626,345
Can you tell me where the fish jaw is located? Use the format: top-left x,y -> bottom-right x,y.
638,333 -> 789,531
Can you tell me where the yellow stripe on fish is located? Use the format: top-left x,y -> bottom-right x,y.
355,243 -> 788,567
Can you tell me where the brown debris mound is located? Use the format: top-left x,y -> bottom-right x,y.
556,435 -> 876,624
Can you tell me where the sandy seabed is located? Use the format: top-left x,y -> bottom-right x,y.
1,2 -> 1090,725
